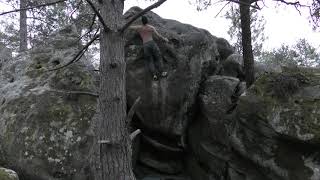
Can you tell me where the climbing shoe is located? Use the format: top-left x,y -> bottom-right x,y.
153,75 -> 158,81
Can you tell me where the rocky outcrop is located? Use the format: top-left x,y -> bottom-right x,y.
189,67 -> 320,180
0,25 -> 97,180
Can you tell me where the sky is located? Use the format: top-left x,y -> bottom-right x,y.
124,0 -> 320,51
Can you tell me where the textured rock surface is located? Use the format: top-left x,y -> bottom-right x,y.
0,26 -> 97,180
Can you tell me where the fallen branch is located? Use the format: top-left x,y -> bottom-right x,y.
130,129 -> 141,140
0,0 -> 68,16
120,0 -> 168,33
126,96 -> 141,123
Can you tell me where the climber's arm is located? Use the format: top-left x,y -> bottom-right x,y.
128,25 -> 141,30
153,27 -> 169,43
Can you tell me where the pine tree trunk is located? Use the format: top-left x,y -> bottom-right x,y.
93,0 -> 135,179
240,0 -> 255,86
19,0 -> 28,52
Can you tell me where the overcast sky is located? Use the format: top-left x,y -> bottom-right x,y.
124,0 -> 320,51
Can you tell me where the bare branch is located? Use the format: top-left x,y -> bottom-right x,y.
85,0 -> 110,32
46,34 -> 100,71
78,14 -> 97,41
130,129 -> 141,140
215,1 -> 231,17
272,0 -> 310,7
49,89 -> 98,97
0,0 -> 68,16
226,0 -> 261,10
69,0 -> 83,19
120,0 -> 168,33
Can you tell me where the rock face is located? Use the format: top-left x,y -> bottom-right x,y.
0,26 -> 97,180
1,6 -> 320,180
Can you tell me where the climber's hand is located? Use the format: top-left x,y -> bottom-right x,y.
163,37 -> 169,43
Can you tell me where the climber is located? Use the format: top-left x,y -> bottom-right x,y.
129,16 -> 168,81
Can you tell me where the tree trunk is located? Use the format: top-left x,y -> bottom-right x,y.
93,0 -> 135,179
19,0 -> 28,52
239,0 -> 255,86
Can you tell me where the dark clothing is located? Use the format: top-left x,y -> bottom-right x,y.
143,40 -> 164,76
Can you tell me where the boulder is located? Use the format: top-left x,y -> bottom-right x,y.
0,168 -> 19,180
124,7 -> 230,178
188,67 -> 320,180
125,6 -> 221,140
0,26 -> 97,180
231,67 -> 320,180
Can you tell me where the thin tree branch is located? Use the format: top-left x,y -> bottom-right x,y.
46,34 -> 100,71
78,14 -> 97,41
215,1 -> 231,17
69,0 -> 83,18
126,96 -> 141,123
50,89 -> 98,97
85,0 -> 110,32
272,0 -> 310,7
0,0 -> 68,16
226,0 -> 261,10
120,0 -> 168,33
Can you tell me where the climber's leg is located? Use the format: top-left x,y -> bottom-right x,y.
144,43 -> 158,80
152,42 -> 167,78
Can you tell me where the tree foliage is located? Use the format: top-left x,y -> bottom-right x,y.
0,0 -> 98,52
260,38 -> 320,67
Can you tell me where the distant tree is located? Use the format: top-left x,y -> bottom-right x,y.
19,0 -> 28,51
260,38 -> 320,67
225,3 -> 266,57
239,0 -> 255,86
193,0 -> 320,86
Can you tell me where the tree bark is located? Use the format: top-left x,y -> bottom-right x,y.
240,0 -> 255,86
19,0 -> 28,52
93,0 -> 136,179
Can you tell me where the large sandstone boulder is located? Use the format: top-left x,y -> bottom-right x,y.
188,67 -> 320,180
125,7 -> 220,139
125,7 -> 225,178
0,26 -> 97,180
231,67 -> 320,180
